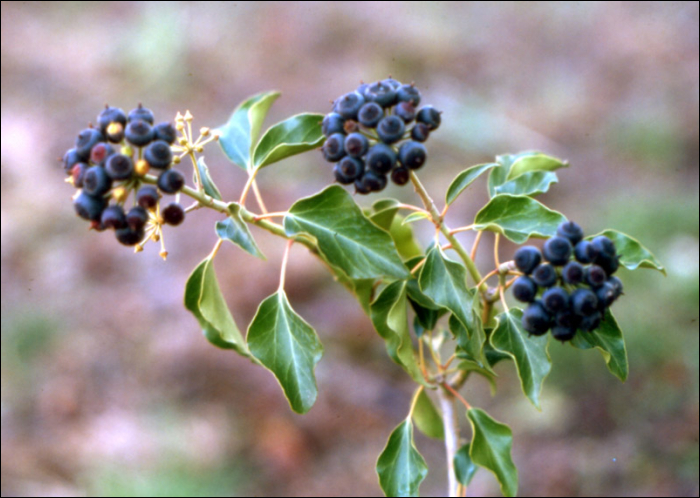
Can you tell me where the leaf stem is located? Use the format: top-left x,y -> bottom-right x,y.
279,239 -> 293,291
252,178 -> 268,214
408,385 -> 425,418
470,230 -> 483,261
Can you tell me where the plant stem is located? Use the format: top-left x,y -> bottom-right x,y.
409,172 -> 485,291
437,385 -> 460,498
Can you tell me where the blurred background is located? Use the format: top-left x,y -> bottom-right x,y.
1,2 -> 698,496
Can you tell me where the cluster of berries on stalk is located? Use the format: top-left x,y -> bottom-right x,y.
63,104 -> 190,256
512,221 -> 623,342
321,78 -> 441,194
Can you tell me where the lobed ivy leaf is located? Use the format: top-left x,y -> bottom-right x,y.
285,186 -> 409,280
490,309 -> 552,409
454,443 -> 479,487
184,257 -> 251,357
494,170 -> 559,197
370,199 -> 400,230
449,312 -> 490,374
402,211 -> 431,225
253,113 -> 325,169
506,152 -> 568,180
376,419 -> 428,497
468,408 -> 518,497
587,229 -> 666,275
216,91 -> 280,170
215,203 -> 265,259
247,290 -> 323,414
570,309 -> 628,381
389,215 -> 424,260
195,157 -> 222,200
488,151 -> 539,198
474,194 -> 568,244
446,163 -> 499,205
370,281 -> 426,385
412,388 -> 444,440
455,360 -> 498,395
418,246 -> 476,335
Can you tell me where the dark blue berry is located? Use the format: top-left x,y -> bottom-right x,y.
97,106 -> 127,135
411,123 -> 430,142
382,78 -> 402,90
514,246 -> 542,274
542,287 -> 570,314
74,191 -> 107,221
366,143 -> 397,174
364,81 -> 397,107
128,104 -> 154,124
144,139 -> 173,169
333,163 -> 355,185
357,103 -> 383,128
63,148 -> 82,174
551,326 -> 577,342
562,261 -> 584,285
591,235 -> 616,260
136,186 -> 160,210
395,102 -> 416,123
377,116 -> 406,144
162,202 -> 185,225
595,281 -> 618,309
391,167 -> 410,186
571,288 -> 598,316
83,166 -> 112,196
322,133 -> 346,162
157,169 -> 185,194
344,133 -> 369,158
543,236 -> 573,265
100,205 -> 126,230
397,84 -> 421,106
416,106 -> 441,130
597,253 -> 620,276
579,311 -> 602,332
585,265 -> 607,288
512,276 -> 538,303
153,122 -> 177,144
355,171 -> 387,194
532,263 -> 557,287
126,206 -> 148,231
75,128 -> 105,160
334,91 -> 365,120
398,141 -> 427,170
105,154 -> 134,180
574,240 -> 595,263
70,163 -> 89,188
322,113 -> 346,137
555,310 -> 580,329
116,226 -> 145,246
556,221 -> 584,245
338,156 -> 364,180
522,301 -> 551,335
89,142 -> 115,166
125,120 -> 154,147
608,276 -> 624,300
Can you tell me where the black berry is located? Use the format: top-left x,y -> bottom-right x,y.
376,115 -> 406,144
157,169 -> 185,194
105,154 -> 134,180
542,287 -> 570,314
125,120 -> 154,147
97,106 -> 127,135
574,240 -> 595,264
366,143 -> 397,174
410,123 -> 430,142
82,166 -> 112,196
562,261 -> 584,285
337,156 -> 364,180
571,288 -> 598,316
136,186 -> 160,210
74,191 -> 107,221
416,105 -> 441,130
63,148 -> 82,174
585,265 -> 607,288
322,113 -> 346,136
162,202 -> 185,226
357,103 -> 383,128
543,236 -> 573,265
344,133 -> 369,158
322,133 -> 346,162
395,102 -> 416,123
556,221 -> 584,245
532,263 -> 557,288
116,226 -> 145,246
75,128 -> 105,160
397,84 -> 421,106
89,142 -> 115,166
398,141 -> 427,170
514,246 -> 542,274
551,326 -> 577,342
128,104 -> 154,124
364,81 -> 397,107
143,140 -> 173,169
333,163 -> 355,185
126,206 -> 149,231
153,122 -> 177,144
579,311 -> 602,332
334,91 -> 365,120
512,276 -> 538,303
391,167 -> 410,186
522,301 -> 552,336
100,205 -> 127,230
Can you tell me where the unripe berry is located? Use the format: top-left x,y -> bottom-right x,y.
543,236 -> 573,265
376,116 -> 406,144
162,202 -> 185,226
514,246 -> 542,274
512,276 -> 538,303
157,169 -> 185,194
532,263 -> 557,288
143,140 -> 173,169
97,106 -> 127,135
398,141 -> 427,170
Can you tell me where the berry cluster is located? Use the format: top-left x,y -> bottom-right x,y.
321,78 -> 441,194
512,221 -> 623,342
63,105 -> 186,251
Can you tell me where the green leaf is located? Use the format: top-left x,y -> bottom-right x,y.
253,113 -> 325,169
588,229 -> 666,275
488,151 -> 539,197
285,186 -> 409,280
455,360 -> 498,394
376,419 -> 428,497
216,91 -> 280,170
446,163 -> 499,205
494,170 -> 559,197
490,309 -> 552,409
247,290 -> 323,414
418,246 -> 476,333
468,408 -> 518,497
370,281 -> 425,385
570,309 -> 628,381
389,215 -> 424,260
412,389 -> 444,440
184,257 -> 250,357
402,211 -> 431,225
215,203 -> 265,259
454,443 -> 478,487
195,157 -> 222,200
449,312 -> 490,374
506,152 -> 568,180
474,194 -> 568,244
370,199 -> 400,230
